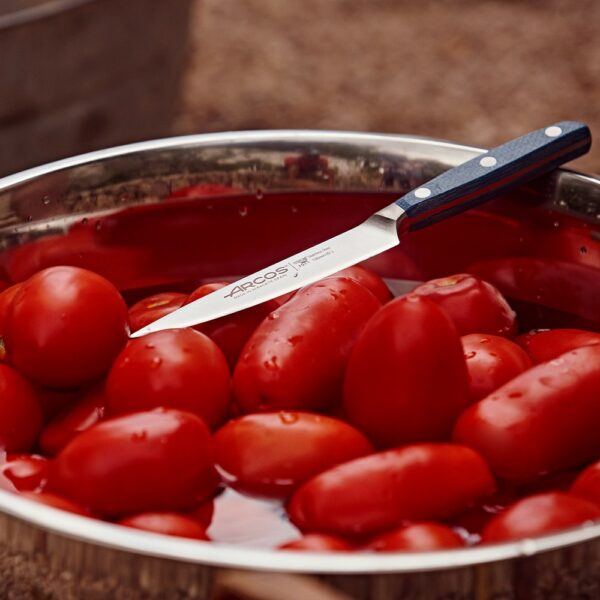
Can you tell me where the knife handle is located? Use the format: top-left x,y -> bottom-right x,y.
396,121 -> 591,231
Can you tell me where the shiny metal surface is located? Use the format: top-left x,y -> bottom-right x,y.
0,131 -> 599,598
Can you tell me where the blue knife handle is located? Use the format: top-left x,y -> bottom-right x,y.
396,121 -> 591,231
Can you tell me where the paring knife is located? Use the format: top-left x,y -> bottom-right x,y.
131,121 -> 591,337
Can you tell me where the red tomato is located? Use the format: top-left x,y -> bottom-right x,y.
468,257 -> 600,330
515,328 -> 600,364
331,265 -> 391,303
118,512 -> 209,540
343,295 -> 469,447
0,283 -> 22,360
188,282 -> 281,369
570,460 -> 600,507
47,408 -> 217,517
233,277 -> 381,414
287,443 -> 495,536
462,334 -> 532,402
1,454 -> 48,491
412,274 -> 516,337
106,328 -> 230,429
0,364 -> 43,452
453,345 -> 600,483
214,412 -> 374,499
128,292 -> 187,332
366,522 -> 465,552
531,224 -> 600,269
4,266 -> 129,388
185,498 -> 215,528
40,386 -> 106,456
279,533 -> 355,552
481,492 -> 600,543
20,491 -> 92,517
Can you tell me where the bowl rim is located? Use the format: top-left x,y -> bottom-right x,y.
0,129 -> 599,574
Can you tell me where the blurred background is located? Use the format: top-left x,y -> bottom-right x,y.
2,0 -> 600,177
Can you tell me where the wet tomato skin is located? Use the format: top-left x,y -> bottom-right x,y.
279,533 -> 355,552
233,277 -> 381,414
188,282 -> 281,369
366,522 -> 465,552
0,364 -> 43,452
40,386 -> 106,456
462,334 -> 532,403
412,273 -> 516,337
515,328 -> 600,364
453,345 -> 600,483
1,454 -> 48,491
0,283 -> 22,360
331,265 -> 391,303
106,328 -> 230,429
287,443 -> 496,536
128,292 -> 187,332
118,512 -> 210,540
47,408 -> 217,517
20,491 -> 92,517
570,460 -> 600,507
481,492 -> 600,543
344,295 -> 469,447
4,266 -> 129,388
214,412 -> 374,499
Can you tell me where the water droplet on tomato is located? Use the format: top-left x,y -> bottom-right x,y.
238,205 -> 249,217
145,343 -> 155,349
278,412 -> 298,425
41,196 -> 51,205
508,391 -> 522,398
580,246 -> 588,255
131,430 -> 147,441
255,189 -> 264,200
464,351 -> 476,359
287,335 -> 303,346
150,357 -> 162,368
479,338 -> 490,344
94,221 -> 102,232
81,218 -> 88,225
264,357 -> 278,370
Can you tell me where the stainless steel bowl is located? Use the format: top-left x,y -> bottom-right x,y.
0,131 -> 599,599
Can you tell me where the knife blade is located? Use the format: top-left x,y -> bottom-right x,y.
131,121 -> 591,337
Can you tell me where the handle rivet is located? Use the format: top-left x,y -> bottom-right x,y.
479,156 -> 497,168
544,126 -> 563,138
414,187 -> 432,199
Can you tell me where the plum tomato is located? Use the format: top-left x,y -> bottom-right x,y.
20,491 -> 92,517
462,334 -> 532,402
1,454 -> 48,491
47,408 -> 217,517
128,292 -> 187,332
106,328 -> 230,429
0,364 -> 43,452
118,512 -> 210,540
343,295 -> 469,447
468,257 -> 600,330
214,412 -> 374,499
570,460 -> 600,507
0,283 -> 22,360
188,282 -> 281,369
279,533 -> 355,552
233,277 -> 381,414
412,274 -> 517,337
40,386 -> 106,456
481,492 -> 600,543
453,345 -> 600,483
287,443 -> 495,536
330,265 -> 391,303
3,266 -> 129,388
515,328 -> 600,364
366,522 -> 465,552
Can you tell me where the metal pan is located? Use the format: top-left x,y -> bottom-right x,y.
0,131 -> 598,599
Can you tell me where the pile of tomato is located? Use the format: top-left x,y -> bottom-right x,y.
0,255 -> 600,553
